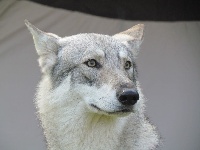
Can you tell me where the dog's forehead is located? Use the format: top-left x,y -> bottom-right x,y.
59,33 -> 130,59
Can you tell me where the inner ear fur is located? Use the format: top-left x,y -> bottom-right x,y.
113,24 -> 144,57
25,20 -> 61,73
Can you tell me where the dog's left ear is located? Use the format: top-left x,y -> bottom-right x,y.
113,24 -> 144,57
25,20 -> 61,73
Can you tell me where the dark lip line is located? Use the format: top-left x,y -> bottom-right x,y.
90,104 -> 131,114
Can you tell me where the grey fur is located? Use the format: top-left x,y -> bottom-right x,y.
52,34 -> 138,89
25,20 -> 159,150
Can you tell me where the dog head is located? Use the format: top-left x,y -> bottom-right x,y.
25,20 -> 144,116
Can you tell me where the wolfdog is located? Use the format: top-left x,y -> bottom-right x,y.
25,20 -> 159,150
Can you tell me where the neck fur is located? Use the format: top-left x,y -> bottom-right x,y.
40,102 -> 124,149
36,76 -> 126,150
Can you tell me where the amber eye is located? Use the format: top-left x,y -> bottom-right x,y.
85,59 -> 97,67
125,61 -> 132,69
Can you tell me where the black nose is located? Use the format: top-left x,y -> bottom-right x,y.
118,89 -> 139,106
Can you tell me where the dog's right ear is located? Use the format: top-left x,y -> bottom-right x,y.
113,24 -> 144,58
25,20 -> 61,74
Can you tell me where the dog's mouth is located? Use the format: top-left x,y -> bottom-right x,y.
90,104 -> 133,115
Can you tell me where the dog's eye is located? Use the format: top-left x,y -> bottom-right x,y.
124,61 -> 132,69
85,59 -> 97,67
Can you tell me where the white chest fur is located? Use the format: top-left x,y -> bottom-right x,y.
36,77 -> 126,150
39,102 -> 125,150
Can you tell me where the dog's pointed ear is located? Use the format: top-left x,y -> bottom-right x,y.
113,24 -> 144,57
25,20 -> 61,73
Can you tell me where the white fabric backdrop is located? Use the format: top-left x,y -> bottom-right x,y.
0,1 -> 200,150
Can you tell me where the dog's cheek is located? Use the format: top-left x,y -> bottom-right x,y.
80,68 -> 101,86
82,76 -> 96,86
127,69 -> 135,82
68,68 -> 92,87
38,54 -> 57,74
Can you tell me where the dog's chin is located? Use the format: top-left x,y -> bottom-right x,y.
89,104 -> 133,117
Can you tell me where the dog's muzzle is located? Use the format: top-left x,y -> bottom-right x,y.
117,88 -> 139,106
